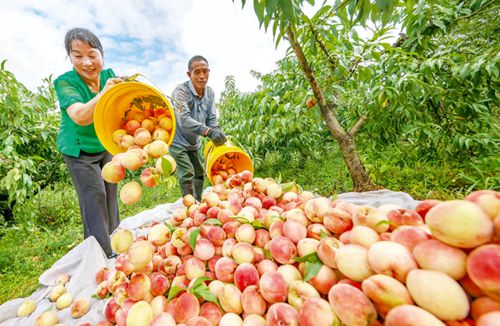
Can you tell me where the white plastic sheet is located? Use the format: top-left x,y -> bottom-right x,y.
0,189 -> 419,325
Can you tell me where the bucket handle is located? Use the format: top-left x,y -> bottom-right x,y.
122,73 -> 184,108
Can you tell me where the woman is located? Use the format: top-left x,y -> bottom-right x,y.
54,27 -> 123,258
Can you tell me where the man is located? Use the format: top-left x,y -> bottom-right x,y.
170,55 -> 227,201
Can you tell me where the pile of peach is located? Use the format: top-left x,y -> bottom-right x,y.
209,152 -> 243,184
101,102 -> 177,205
21,170 -> 498,325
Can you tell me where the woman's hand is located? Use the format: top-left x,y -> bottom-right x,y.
102,77 -> 123,92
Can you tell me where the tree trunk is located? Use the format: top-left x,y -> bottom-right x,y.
286,25 -> 378,192
336,132 -> 379,192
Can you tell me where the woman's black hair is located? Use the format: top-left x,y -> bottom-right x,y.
64,27 -> 104,57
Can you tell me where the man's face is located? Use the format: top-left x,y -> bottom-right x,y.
188,60 -> 210,94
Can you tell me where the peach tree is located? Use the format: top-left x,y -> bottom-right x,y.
226,0 -> 498,192
0,61 -> 64,222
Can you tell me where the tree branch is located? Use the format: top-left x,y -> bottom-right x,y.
349,115 -> 367,136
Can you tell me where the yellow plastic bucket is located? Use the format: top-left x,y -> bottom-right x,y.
203,138 -> 254,184
94,81 -> 176,155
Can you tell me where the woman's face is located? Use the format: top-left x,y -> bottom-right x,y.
69,39 -> 103,83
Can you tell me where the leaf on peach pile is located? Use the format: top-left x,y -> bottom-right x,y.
189,228 -> 201,251
202,219 -> 223,226
295,252 -> 323,281
166,286 -> 185,302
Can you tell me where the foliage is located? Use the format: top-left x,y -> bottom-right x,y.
0,61 -> 65,223
218,67 -> 328,164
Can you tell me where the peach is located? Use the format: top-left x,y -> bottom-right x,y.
242,314 -> 267,326
269,220 -> 284,239
151,312 -> 176,326
277,264 -> 303,286
95,266 -> 110,284
367,241 -> 418,283
118,134 -> 135,149
349,225 -> 380,248
296,237 -> 319,257
214,256 -> 238,282
257,259 -> 278,275
241,285 -> 267,315
171,227 -> 188,248
150,295 -> 168,316
471,296 -> 500,320
120,181 -> 143,205
133,127 -> 152,146
192,239 -> 214,261
465,190 -> 500,219
112,128 -> 128,143
219,283 -> 243,314
385,305 -> 446,326
283,208 -> 308,226
127,272 -> 151,301
476,311 -> 500,326
231,242 -> 255,264
125,119 -> 141,135
151,128 -> 170,144
335,244 -> 374,282
426,200 -> 493,248
221,237 -> 236,257
283,219 -> 308,244
252,177 -> 269,193
160,255 -> 182,275
305,223 -> 331,240
70,297 -> 90,318
174,292 -> 201,323
415,199 -> 442,220
56,292 -> 73,309
466,244 -> 500,301
199,302 -> 222,326
413,239 -> 467,280
266,302 -> 300,325
259,271 -> 288,304
254,228 -> 271,248
299,297 -> 339,326
359,206 -> 390,233
315,237 -> 341,269
223,220 -> 241,239
269,236 -> 297,264
102,160 -> 126,183
287,280 -> 320,311
304,264 -> 338,295
328,283 -> 377,326
235,223 -> 256,244
148,223 -> 171,246
460,273 -> 485,298
17,299 -> 37,317
104,297 -> 120,324
49,284 -> 66,302
304,197 -> 331,223
390,225 -> 430,252
125,301 -> 153,326
361,274 -> 413,316
127,240 -> 154,270
219,313 -> 243,326
234,262 -> 260,291
207,226 -> 226,246
387,208 -> 424,230
150,273 -> 170,296
185,257 -> 206,280
140,167 -> 160,188
34,310 -> 58,326
111,228 -> 134,254
323,207 -> 354,235
406,269 -> 470,321
146,139 -> 169,158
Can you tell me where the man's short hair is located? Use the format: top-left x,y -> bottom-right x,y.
188,55 -> 209,71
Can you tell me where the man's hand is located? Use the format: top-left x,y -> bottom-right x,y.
208,128 -> 227,146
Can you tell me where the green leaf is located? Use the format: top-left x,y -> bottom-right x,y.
319,229 -> 329,239
304,261 -> 323,281
190,276 -> 213,291
161,157 -> 174,176
263,247 -> 274,260
189,228 -> 201,251
295,252 -> 321,263
376,0 -> 391,11
167,286 -> 186,302
251,220 -> 267,229
165,222 -> 177,233
202,218 -> 223,226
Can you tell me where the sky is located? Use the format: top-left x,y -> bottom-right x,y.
0,0 -> 290,99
